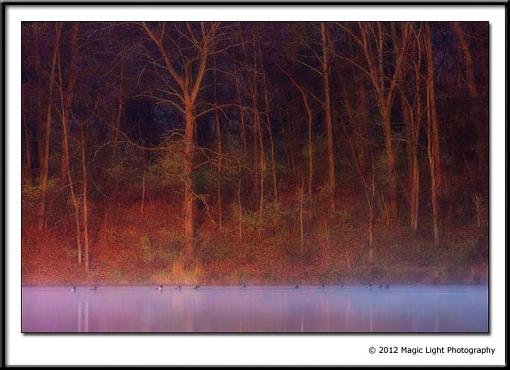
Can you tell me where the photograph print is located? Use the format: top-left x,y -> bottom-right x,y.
21,20 -> 489,333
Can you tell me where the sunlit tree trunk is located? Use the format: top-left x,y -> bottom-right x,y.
368,160 -> 375,263
237,172 -> 243,246
141,154 -> 146,217
56,22 -> 83,265
425,24 -> 441,246
141,22 -> 217,264
183,103 -> 196,262
80,123 -> 90,271
37,23 -> 62,231
213,57 -> 223,231
410,30 -> 423,233
396,24 -> 422,232
59,23 -> 80,183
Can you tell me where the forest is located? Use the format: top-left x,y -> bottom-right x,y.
21,21 -> 488,285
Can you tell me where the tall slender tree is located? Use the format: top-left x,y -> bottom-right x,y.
140,21 -> 220,263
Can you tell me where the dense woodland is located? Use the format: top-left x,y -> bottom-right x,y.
22,22 -> 488,285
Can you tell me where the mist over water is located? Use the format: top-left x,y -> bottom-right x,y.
22,285 -> 488,333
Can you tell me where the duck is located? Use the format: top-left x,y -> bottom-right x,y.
369,283 -> 373,289
193,285 -> 200,290
90,285 -> 98,291
385,284 -> 390,289
319,284 -> 325,289
69,286 -> 76,292
294,284 -> 299,289
242,284 -> 247,289
156,284 -> 163,291
379,284 -> 384,289
340,284 -> 344,288
176,285 -> 181,290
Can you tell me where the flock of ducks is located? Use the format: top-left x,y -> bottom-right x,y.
69,283 -> 390,292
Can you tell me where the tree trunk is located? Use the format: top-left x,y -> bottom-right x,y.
452,22 -> 486,194
258,42 -> 278,203
368,160 -> 375,264
60,23 -> 80,182
251,33 -> 265,213
213,56 -> 223,231
425,25 -> 442,191
140,22 -> 217,264
22,91 -> 33,186
112,52 -> 125,156
232,52 -> 247,158
452,22 -> 477,97
304,95 -> 313,197
237,173 -> 243,246
37,23 -> 61,231
300,176 -> 305,257
215,110 -> 223,231
403,98 -> 420,232
278,64 -> 314,197
381,107 -> 398,220
80,123 -> 90,271
55,22 -> 83,264
59,84 -> 82,266
425,24 -> 441,246
321,22 -> 336,211
141,168 -> 146,216
183,104 -> 196,263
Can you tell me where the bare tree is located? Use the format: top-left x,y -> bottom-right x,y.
424,23 -> 441,246
335,22 -> 411,221
56,24 -> 83,266
140,21 -> 220,263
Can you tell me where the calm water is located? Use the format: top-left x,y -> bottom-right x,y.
22,285 -> 488,333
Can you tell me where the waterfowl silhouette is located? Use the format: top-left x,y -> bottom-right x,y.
91,285 -> 98,291
385,284 -> 390,289
340,284 -> 344,288
193,285 -> 200,290
69,286 -> 76,292
177,285 -> 181,290
294,284 -> 299,289
369,283 -> 373,289
242,284 -> 247,289
379,284 -> 383,289
320,284 -> 325,289
156,284 -> 163,291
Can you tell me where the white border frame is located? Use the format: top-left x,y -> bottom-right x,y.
5,4 -> 506,366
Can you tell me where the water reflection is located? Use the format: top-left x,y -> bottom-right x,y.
22,285 -> 488,333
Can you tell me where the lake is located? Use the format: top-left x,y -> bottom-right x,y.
22,285 -> 488,333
